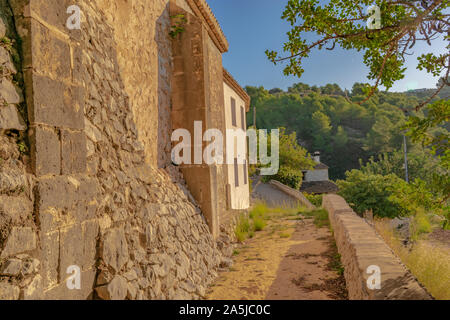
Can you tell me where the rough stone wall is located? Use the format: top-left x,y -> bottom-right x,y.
0,1 -> 40,300
82,0 -> 225,299
0,0 -> 231,300
322,194 -> 432,300
92,0 -> 174,169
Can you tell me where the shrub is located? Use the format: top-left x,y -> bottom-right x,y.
389,178 -> 440,213
303,193 -> 323,207
260,127 -> 314,189
337,170 -> 409,218
249,202 -> 269,219
263,165 -> 303,189
235,214 -> 251,242
410,209 -> 432,241
249,202 -> 269,231
302,208 -> 329,227
253,217 -> 267,231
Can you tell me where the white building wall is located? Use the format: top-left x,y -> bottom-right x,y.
304,169 -> 329,182
223,82 -> 249,210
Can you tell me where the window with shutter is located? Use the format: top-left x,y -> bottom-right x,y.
243,160 -> 248,185
234,158 -> 239,187
240,106 -> 245,131
231,97 -> 237,127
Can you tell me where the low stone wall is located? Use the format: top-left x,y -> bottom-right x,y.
269,180 -> 315,210
322,194 -> 432,300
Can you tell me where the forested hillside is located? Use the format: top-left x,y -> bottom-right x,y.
246,82 -> 448,180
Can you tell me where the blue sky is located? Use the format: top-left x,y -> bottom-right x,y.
208,0 -> 448,92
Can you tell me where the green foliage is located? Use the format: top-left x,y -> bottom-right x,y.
235,203 -> 272,242
261,127 -> 314,189
337,170 -> 409,218
169,14 -> 187,39
253,218 -> 267,231
404,100 -> 450,199
359,147 -> 445,195
443,209 -> 450,230
405,100 -> 449,167
266,0 -> 449,101
303,193 -> 322,207
17,140 -> 28,154
338,167 -> 445,219
301,208 -> 330,228
278,127 -> 314,169
410,209 -> 432,241
263,165 -> 304,189
0,37 -> 13,53
235,213 -> 251,243
245,83 -> 431,179
249,203 -> 268,231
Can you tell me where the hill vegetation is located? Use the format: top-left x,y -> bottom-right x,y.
246,82 -> 448,180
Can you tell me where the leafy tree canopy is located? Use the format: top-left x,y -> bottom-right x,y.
266,0 -> 449,106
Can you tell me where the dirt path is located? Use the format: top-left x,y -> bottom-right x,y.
206,213 -> 348,300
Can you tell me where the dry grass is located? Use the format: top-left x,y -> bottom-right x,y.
375,219 -> 450,300
235,202 -> 304,242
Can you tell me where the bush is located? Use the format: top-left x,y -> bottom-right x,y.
337,170 -> 408,218
249,202 -> 268,231
302,208 -> 329,227
389,178 -> 440,213
410,209 -> 432,241
263,165 -> 303,189
303,193 -> 323,207
260,127 -> 314,189
235,214 -> 251,242
253,217 -> 267,231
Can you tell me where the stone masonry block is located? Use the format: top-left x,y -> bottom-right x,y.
25,72 -> 84,129
37,175 -> 98,233
29,125 -> 60,176
61,129 -> 87,174
81,220 -> 99,271
44,270 -> 95,300
30,19 -> 71,80
59,224 -> 83,283
0,282 -> 20,300
0,105 -> 26,131
71,44 -> 84,85
38,175 -> 98,210
102,227 -> 129,273
0,227 -> 37,258
30,0 -> 82,40
40,230 -> 59,289
0,78 -> 23,104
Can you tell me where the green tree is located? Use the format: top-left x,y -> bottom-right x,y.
334,126 -> 348,148
266,0 -> 449,105
263,127 -> 315,188
337,170 -> 409,218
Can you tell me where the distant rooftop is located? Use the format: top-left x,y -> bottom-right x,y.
300,181 -> 339,194
313,163 -> 329,170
